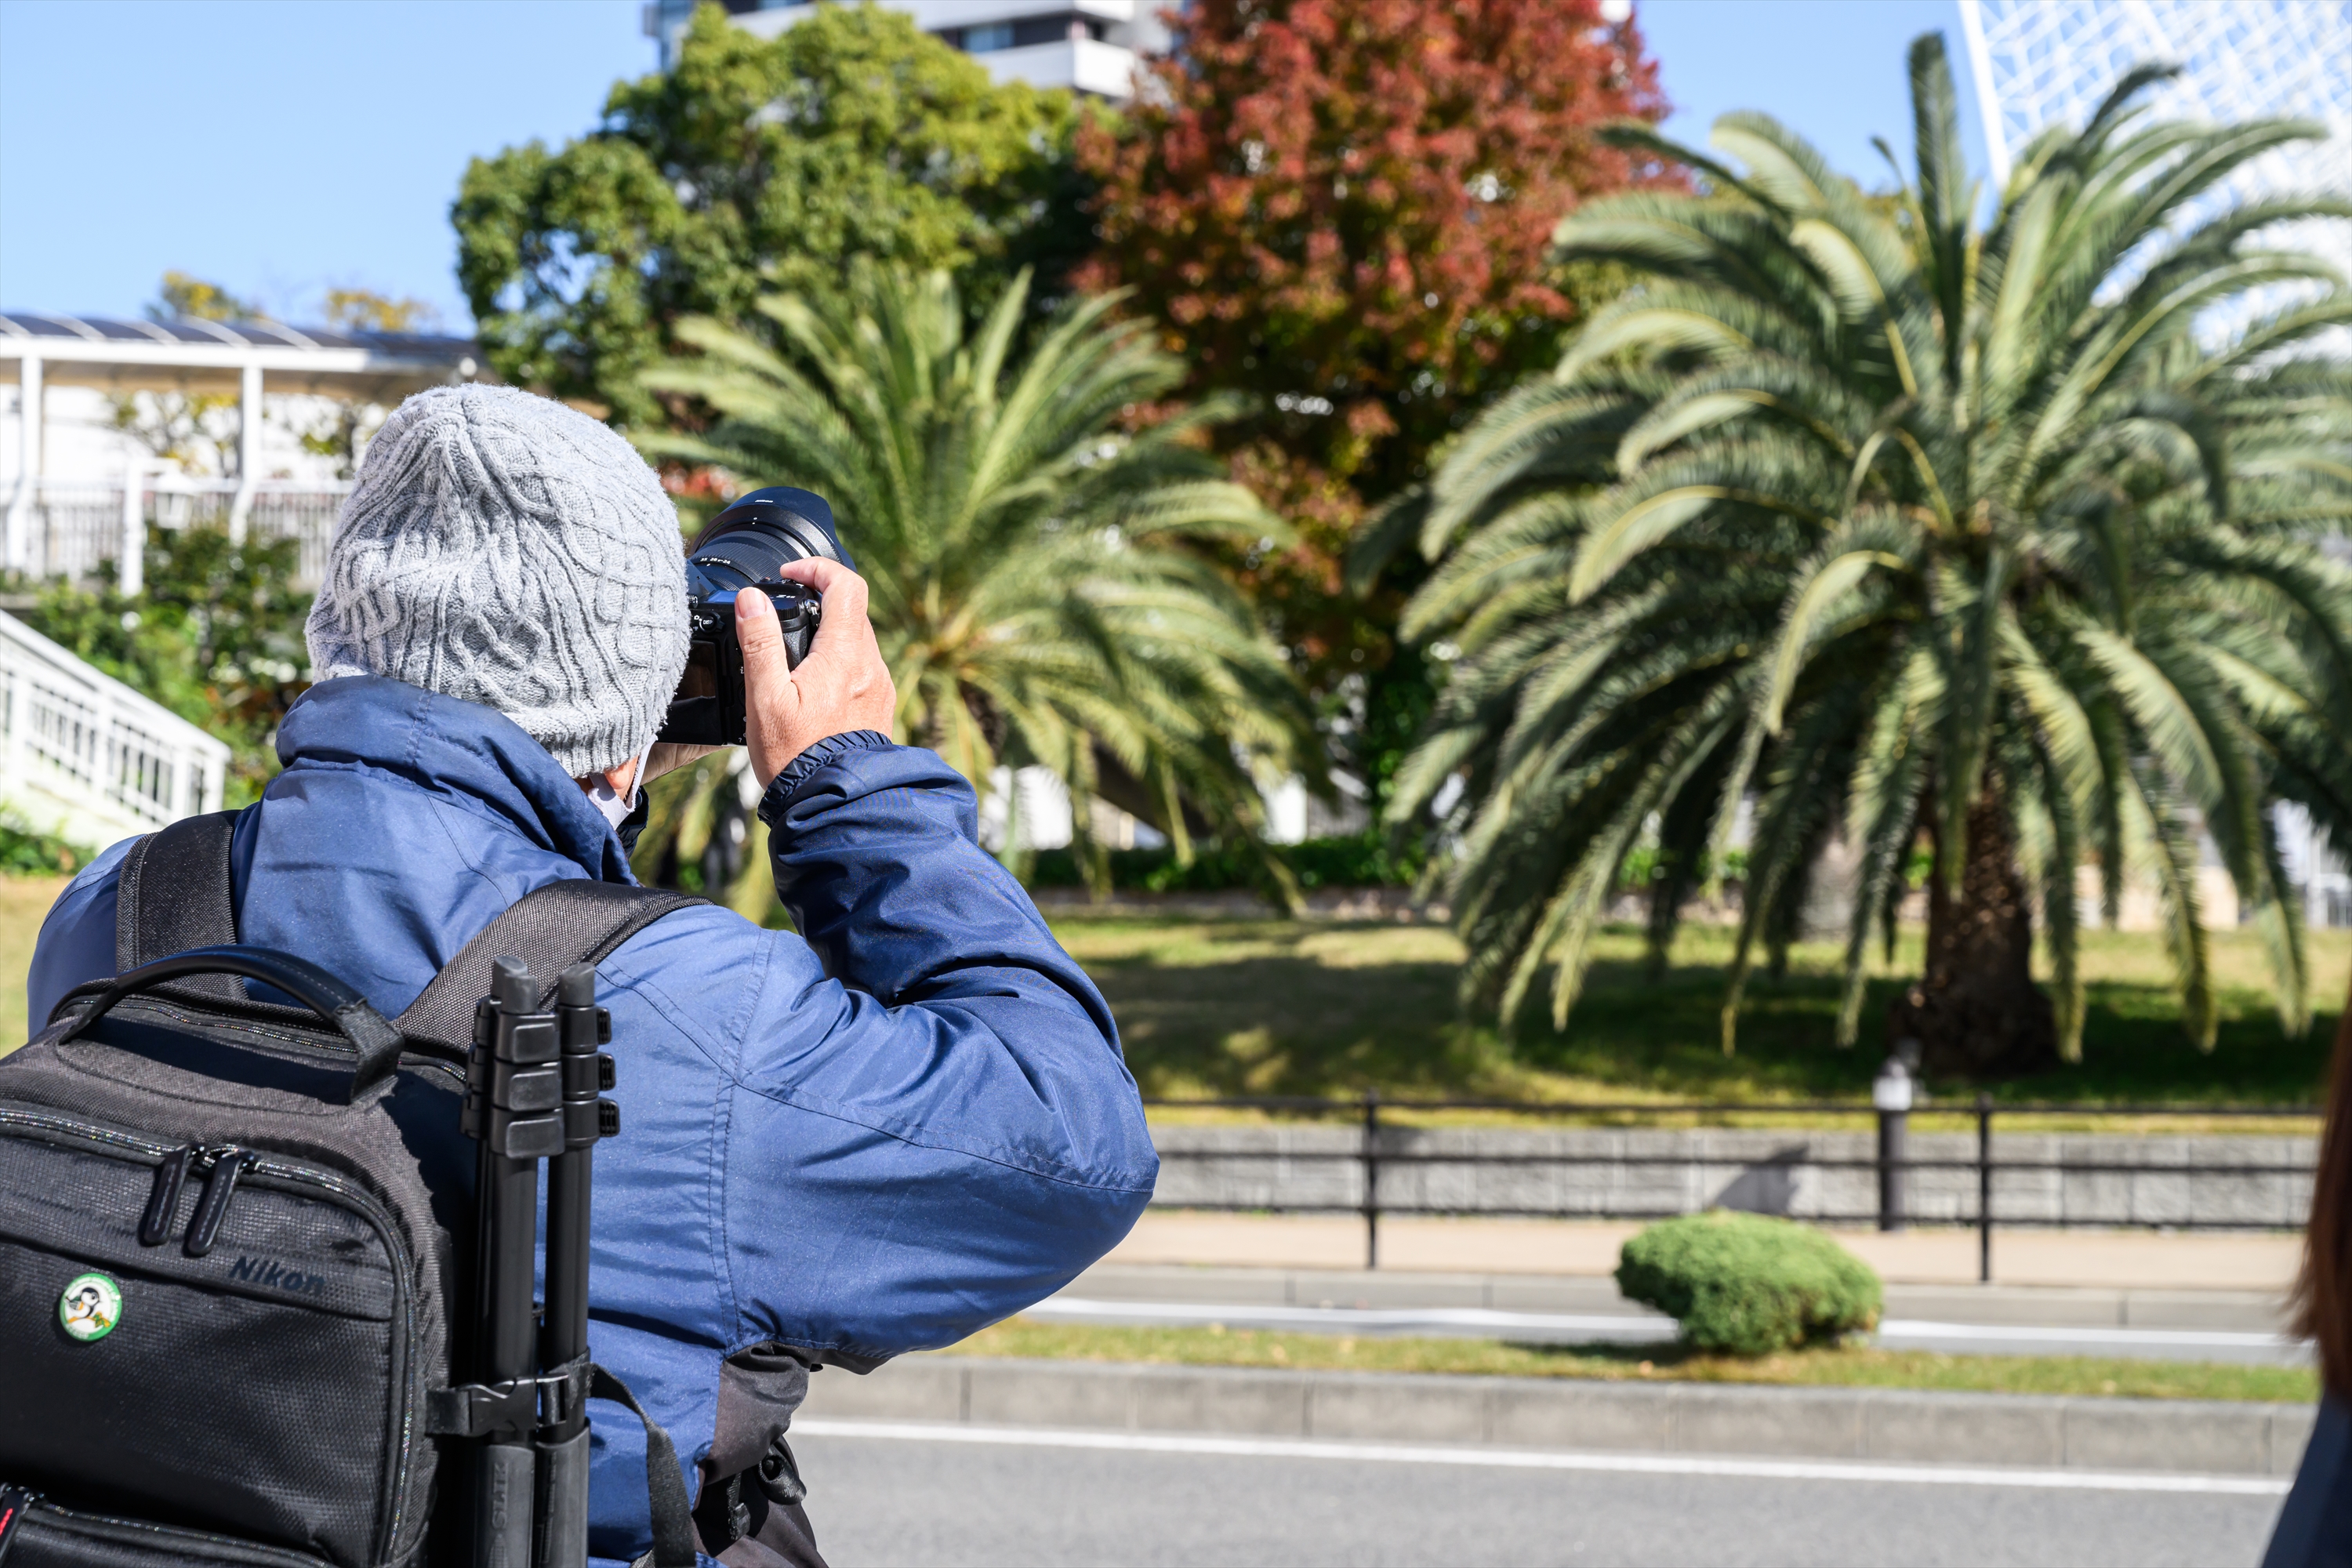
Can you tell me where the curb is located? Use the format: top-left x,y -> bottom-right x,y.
1068,1264 -> 2293,1333
798,1356 -> 2315,1478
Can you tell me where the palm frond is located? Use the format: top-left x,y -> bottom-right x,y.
641,263 -> 1316,885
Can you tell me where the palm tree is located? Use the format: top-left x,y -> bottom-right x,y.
1385,34 -> 2352,1076
637,263 -> 1317,897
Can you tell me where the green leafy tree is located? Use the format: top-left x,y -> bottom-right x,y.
299,289 -> 438,477
637,263 -> 1320,898
321,289 -> 436,334
108,271 -> 260,477
1392,35 -> 2352,1076
107,390 -> 241,478
151,270 -> 260,325
455,2 -> 1088,430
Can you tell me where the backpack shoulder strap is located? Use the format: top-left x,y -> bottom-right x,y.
396,880 -> 707,1048
114,811 -> 245,1000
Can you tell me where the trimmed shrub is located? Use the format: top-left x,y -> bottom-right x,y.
1614,1211 -> 1882,1356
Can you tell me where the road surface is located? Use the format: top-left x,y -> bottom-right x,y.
789,1421 -> 2287,1567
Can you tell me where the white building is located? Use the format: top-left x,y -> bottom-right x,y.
645,0 -> 1168,99
1,314 -> 481,586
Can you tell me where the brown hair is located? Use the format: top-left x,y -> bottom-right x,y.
2293,983 -> 2352,1399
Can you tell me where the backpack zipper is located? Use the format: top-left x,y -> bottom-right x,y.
183,1145 -> 256,1258
139,1144 -> 196,1246
0,1487 -> 332,1566
0,1106 -> 423,1561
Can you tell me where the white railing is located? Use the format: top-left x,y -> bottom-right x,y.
26,477 -> 350,590
0,608 -> 230,849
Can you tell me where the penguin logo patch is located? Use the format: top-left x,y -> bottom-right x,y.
59,1272 -> 122,1342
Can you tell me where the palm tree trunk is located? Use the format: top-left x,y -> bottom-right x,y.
1886,789 -> 2058,1080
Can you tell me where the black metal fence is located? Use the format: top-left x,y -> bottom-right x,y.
1141,1093 -> 2321,1280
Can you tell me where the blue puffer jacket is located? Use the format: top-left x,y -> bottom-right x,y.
27,675 -> 1158,1564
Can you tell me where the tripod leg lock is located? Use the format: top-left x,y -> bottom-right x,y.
426,1355 -> 594,1440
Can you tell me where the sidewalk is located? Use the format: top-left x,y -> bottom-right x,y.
1066,1262 -> 2291,1336
1112,1210 -> 2303,1291
799,1357 -> 2313,1480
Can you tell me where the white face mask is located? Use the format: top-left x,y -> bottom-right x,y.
586,732 -> 657,832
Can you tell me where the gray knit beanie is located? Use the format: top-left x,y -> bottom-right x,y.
306,384 -> 689,777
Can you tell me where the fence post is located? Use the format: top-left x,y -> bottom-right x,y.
118,462 -> 144,598
1361,1087 -> 1381,1271
1873,1054 -> 1914,1231
1976,1092 -> 1994,1283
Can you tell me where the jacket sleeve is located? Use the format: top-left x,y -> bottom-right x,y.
710,731 -> 1156,1357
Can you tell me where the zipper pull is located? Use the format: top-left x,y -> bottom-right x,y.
185,1146 -> 255,1258
140,1145 -> 198,1246
0,1483 -> 42,1550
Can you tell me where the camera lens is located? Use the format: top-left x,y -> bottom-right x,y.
683,488 -> 851,589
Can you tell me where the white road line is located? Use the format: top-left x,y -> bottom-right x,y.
1034,1297 -> 2303,1353
1030,1298 -> 1671,1336
1877,1319 -> 2297,1351
792,1419 -> 2292,1496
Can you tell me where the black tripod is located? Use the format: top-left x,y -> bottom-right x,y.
459,956 -> 616,1568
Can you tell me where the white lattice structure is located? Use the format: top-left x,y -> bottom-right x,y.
1958,1 -> 2351,344
0,609 -> 230,852
1958,2 -> 2352,924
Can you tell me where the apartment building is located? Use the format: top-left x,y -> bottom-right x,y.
646,1 -> 1169,98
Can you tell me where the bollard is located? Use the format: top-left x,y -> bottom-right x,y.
1976,1092 -> 1994,1283
1360,1087 -> 1381,1271
1873,1054 -> 1915,1232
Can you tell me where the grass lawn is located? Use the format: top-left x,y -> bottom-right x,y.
1050,914 -> 2350,1113
0,876 -> 67,1049
3,869 -> 2336,1112
944,1318 -> 2318,1404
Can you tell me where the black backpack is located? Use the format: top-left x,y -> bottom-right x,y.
0,813 -> 704,1567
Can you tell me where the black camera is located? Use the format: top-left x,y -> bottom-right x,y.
659,486 -> 851,746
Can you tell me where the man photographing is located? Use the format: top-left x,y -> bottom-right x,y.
27,384 -> 1160,1566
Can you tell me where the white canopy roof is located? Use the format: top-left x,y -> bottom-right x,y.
0,311 -> 485,401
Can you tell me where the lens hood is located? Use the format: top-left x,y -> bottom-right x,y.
685,487 -> 852,582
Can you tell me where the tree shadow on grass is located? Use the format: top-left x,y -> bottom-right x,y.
1092,939 -> 1492,1100
1087,919 -> 2335,1107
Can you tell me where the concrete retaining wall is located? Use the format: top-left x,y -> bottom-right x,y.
800,1356 -> 2314,1476
1147,1124 -> 2316,1230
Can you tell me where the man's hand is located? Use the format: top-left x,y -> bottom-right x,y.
739,557 -> 897,789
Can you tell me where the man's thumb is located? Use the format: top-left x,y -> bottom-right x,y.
735,588 -> 788,685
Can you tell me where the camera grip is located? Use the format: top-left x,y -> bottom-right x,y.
764,581 -> 821,669
659,583 -> 822,746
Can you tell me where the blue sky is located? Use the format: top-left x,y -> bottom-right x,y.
1643,1 -> 1987,184
0,0 -> 1988,328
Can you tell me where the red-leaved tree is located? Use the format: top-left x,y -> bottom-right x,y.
1079,0 -> 1673,715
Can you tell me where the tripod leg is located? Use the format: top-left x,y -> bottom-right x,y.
470,956 -> 561,1568
536,963 -> 611,1568
535,1427 -> 591,1568
478,1441 -> 539,1568
476,1145 -> 541,1568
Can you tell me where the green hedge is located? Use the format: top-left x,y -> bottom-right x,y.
1614,1211 -> 1882,1356
1026,831 -> 1423,895
0,818 -> 90,877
